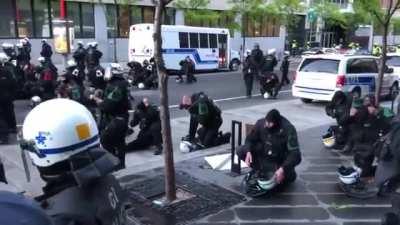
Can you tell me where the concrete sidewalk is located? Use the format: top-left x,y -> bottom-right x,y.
0,98 -> 335,195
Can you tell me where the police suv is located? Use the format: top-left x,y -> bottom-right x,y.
292,54 -> 399,103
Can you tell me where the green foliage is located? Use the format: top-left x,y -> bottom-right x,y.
174,0 -> 218,26
313,1 -> 347,28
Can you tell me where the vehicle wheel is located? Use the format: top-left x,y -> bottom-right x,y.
389,83 -> 399,100
352,88 -> 361,99
300,98 -> 312,104
229,60 -> 240,71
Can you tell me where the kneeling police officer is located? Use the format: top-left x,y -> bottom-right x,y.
237,109 -> 302,195
180,92 -> 229,149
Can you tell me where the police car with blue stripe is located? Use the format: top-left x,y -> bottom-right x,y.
128,24 -> 241,72
292,54 -> 399,103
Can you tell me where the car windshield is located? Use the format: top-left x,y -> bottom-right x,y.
299,58 -> 340,74
387,56 -> 400,67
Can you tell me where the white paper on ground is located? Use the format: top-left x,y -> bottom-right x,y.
204,153 -> 248,171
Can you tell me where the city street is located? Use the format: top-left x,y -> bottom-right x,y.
2,65 -> 396,224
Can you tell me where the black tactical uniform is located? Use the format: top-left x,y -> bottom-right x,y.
325,91 -> 353,147
237,109 -> 302,184
86,46 -> 105,90
126,101 -> 163,155
0,64 -> 17,138
250,46 -> 265,77
35,147 -> 128,225
36,62 -> 57,101
280,55 -> 290,86
73,44 -> 87,73
179,57 -> 196,83
242,55 -> 255,98
186,93 -> 223,147
263,54 -> 278,73
99,76 -> 130,169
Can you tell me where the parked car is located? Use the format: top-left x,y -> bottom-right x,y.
292,54 -> 398,103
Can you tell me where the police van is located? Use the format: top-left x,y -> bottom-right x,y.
292,54 -> 399,103
128,24 -> 241,72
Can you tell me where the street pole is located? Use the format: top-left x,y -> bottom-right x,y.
113,0 -> 118,63
241,0 -> 246,63
60,0 -> 68,68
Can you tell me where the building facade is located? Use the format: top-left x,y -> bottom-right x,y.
0,0 -> 289,65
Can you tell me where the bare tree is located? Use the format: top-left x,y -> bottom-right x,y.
153,0 -> 176,202
358,0 -> 400,105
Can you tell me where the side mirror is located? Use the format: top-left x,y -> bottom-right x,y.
386,67 -> 394,73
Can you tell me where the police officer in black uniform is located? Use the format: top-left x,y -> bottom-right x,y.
86,42 -> 106,90
73,41 -> 87,79
20,98 -> 128,225
280,52 -> 290,86
0,53 -> 17,144
242,50 -> 255,98
250,43 -> 265,77
237,109 -> 302,187
93,64 -> 130,169
126,98 -> 163,155
180,92 -> 226,148
178,56 -> 196,83
40,40 -> 57,74
35,57 -> 57,101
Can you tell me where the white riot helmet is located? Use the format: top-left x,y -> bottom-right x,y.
263,93 -> 270,99
322,130 -> 336,148
179,141 -> 195,153
245,49 -> 251,57
104,63 -> 123,81
38,57 -> 46,63
0,53 -> 10,65
138,82 -> 145,89
21,99 -> 100,167
88,42 -> 98,48
257,174 -> 277,191
267,48 -> 276,55
337,166 -> 361,185
67,59 -> 77,68
30,96 -> 42,109
1,43 -> 14,49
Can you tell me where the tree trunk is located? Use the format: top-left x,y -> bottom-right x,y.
153,0 -> 176,202
375,23 -> 389,106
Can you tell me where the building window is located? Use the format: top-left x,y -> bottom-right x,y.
199,33 -> 208,48
143,6 -> 155,23
33,0 -> 51,38
81,3 -> 95,38
16,0 -> 34,37
66,2 -> 81,38
0,0 -> 16,38
209,34 -> 217,48
164,8 -> 175,25
179,32 -> 189,48
189,33 -> 199,48
131,6 -> 142,25
119,5 -> 130,37
244,15 -> 280,37
106,5 -> 118,38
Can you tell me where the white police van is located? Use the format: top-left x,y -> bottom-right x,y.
128,24 -> 241,72
292,54 -> 399,103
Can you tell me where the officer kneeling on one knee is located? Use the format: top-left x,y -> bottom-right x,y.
180,92 -> 229,151
126,98 -> 163,155
20,98 -> 127,225
92,63 -> 130,169
237,109 -> 302,190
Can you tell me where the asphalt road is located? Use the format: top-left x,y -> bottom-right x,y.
14,70 -> 296,125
